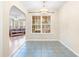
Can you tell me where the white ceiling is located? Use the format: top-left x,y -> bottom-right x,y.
21,1 -> 66,12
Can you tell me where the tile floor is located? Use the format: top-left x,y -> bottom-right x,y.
11,41 -> 77,57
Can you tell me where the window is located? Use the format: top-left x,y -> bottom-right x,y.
32,16 -> 51,33
32,16 -> 41,33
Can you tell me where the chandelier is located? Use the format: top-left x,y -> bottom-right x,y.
40,1 -> 48,13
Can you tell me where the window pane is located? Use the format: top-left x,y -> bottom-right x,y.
32,16 -> 41,33
42,25 -> 50,33
32,25 -> 41,33
42,16 -> 51,33
42,16 -> 50,24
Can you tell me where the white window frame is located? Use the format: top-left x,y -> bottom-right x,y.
31,13 -> 52,34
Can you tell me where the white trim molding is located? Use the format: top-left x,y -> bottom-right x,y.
59,40 -> 79,57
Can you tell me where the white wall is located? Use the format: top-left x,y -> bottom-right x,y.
59,2 -> 79,56
26,12 -> 58,41
0,2 -> 3,56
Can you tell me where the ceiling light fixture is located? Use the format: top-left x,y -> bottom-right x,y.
40,1 -> 48,13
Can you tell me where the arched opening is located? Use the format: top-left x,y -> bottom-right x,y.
9,6 -> 26,56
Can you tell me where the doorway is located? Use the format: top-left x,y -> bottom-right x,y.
9,6 -> 26,56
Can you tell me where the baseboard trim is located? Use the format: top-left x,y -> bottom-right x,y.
26,39 -> 58,41
59,40 -> 79,57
